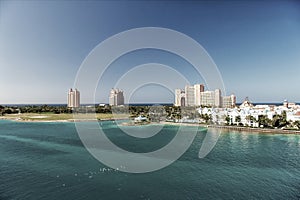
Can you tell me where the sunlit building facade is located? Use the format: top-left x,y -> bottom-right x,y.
67,88 -> 80,108
109,88 -> 124,106
175,84 -> 235,108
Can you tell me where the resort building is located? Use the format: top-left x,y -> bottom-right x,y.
67,88 -> 80,108
185,85 -> 196,106
194,84 -> 205,106
221,99 -> 300,127
134,115 -> 148,123
175,89 -> 186,106
200,89 -> 222,107
175,84 -> 236,108
239,97 -> 253,109
222,95 -> 236,108
109,88 -> 124,106
200,91 -> 216,107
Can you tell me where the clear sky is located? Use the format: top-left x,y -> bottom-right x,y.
1,1 -> 300,104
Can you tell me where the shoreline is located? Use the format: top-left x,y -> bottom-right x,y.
0,113 -> 127,123
122,121 -> 300,135
206,125 -> 300,135
1,115 -> 300,135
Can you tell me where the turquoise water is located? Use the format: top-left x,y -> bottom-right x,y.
1,120 -> 300,199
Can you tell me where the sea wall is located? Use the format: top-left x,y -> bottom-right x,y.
207,125 -> 300,134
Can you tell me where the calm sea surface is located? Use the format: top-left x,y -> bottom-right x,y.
1,120 -> 300,200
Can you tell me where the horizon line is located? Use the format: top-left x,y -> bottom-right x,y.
1,102 -> 299,106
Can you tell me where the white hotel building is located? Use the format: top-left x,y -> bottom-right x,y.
198,98 -> 300,127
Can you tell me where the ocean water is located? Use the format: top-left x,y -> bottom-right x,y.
0,120 -> 300,200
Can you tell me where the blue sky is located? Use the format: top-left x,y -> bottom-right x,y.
1,1 -> 300,104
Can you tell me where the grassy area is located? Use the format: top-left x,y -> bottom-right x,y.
0,113 -> 128,121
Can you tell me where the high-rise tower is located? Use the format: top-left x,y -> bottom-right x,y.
68,88 -> 80,108
109,88 -> 124,106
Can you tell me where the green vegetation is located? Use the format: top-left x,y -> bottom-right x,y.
1,104 -> 299,131
0,113 -> 118,121
0,104 -> 195,122
293,121 -> 300,129
0,104 -> 122,121
235,115 -> 242,126
200,114 -> 212,124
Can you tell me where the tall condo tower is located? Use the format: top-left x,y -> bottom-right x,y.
68,88 -> 80,108
109,88 -> 124,106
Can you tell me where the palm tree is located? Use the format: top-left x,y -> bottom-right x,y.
272,112 -> 289,128
258,115 -> 272,128
225,115 -> 231,125
235,115 -> 241,126
293,121 -> 300,129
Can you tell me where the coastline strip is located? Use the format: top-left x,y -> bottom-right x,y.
207,125 -> 300,135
